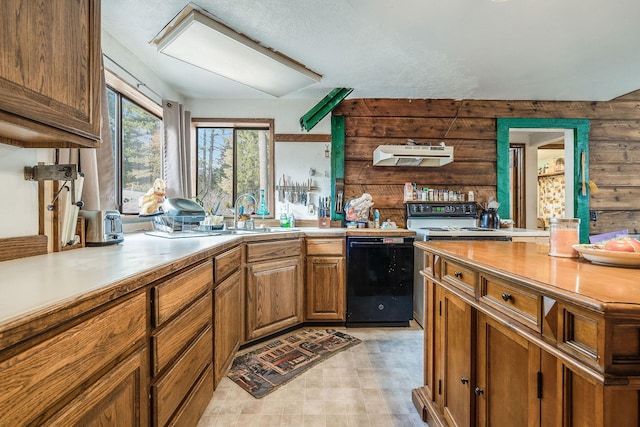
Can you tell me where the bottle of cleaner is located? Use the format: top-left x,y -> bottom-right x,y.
279,208 -> 290,228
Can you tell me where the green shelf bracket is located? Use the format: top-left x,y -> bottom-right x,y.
299,88 -> 353,132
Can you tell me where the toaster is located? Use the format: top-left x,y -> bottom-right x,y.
79,210 -> 124,246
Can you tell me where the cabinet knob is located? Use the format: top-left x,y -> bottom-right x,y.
454,271 -> 463,278
501,292 -> 512,302
475,386 -> 484,395
460,376 -> 469,384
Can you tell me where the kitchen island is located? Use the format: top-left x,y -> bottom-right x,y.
412,240 -> 640,426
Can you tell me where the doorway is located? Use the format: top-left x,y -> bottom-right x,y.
496,118 -> 591,243
509,129 -> 571,230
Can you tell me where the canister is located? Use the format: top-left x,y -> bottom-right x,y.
549,218 -> 580,257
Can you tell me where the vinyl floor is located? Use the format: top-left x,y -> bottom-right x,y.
197,322 -> 427,427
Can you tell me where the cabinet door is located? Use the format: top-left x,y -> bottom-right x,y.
0,293 -> 146,425
438,287 -> 474,427
476,312 -> 541,427
423,276 -> 437,402
44,348 -> 148,426
246,257 -> 302,341
0,0 -> 101,147
305,256 -> 345,321
214,269 -> 243,386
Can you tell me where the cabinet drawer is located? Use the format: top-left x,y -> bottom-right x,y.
306,238 -> 344,256
153,326 -> 212,427
167,364 -> 214,427
153,261 -> 212,327
0,293 -> 146,425
558,302 -> 603,371
479,274 -> 540,331
422,251 -> 436,278
442,259 -> 477,295
152,293 -> 212,375
214,246 -> 242,283
246,239 -> 301,263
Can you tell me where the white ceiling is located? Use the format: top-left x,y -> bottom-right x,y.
101,0 -> 640,101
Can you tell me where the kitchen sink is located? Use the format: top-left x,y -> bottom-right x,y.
218,227 -> 300,235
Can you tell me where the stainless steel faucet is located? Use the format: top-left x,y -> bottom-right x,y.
233,193 -> 257,229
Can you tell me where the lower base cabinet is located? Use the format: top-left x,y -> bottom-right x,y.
413,244 -> 640,427
150,261 -> 214,427
305,238 -> 345,321
0,292 -> 148,426
214,269 -> 243,386
246,257 -> 303,340
245,239 -> 303,342
45,347 -> 148,426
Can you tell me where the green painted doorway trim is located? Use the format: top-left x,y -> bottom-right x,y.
497,118 -> 591,243
331,115 -> 345,223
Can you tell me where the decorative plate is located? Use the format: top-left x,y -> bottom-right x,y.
573,244 -> 640,267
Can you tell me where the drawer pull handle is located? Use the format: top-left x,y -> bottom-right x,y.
475,386 -> 484,395
501,292 -> 512,302
454,271 -> 463,278
460,376 -> 469,384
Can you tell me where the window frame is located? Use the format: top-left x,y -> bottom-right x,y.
105,71 -> 163,215
192,118 -> 275,218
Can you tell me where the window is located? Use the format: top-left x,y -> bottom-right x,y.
106,86 -> 163,214
195,120 -> 273,218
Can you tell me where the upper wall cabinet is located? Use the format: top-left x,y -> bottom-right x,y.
0,0 -> 102,148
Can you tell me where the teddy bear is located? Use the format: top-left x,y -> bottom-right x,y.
139,178 -> 166,215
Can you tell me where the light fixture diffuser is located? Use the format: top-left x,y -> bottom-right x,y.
154,9 -> 322,97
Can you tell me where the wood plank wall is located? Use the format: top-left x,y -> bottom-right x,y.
332,91 -> 640,233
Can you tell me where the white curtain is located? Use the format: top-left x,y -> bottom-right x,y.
163,100 -> 192,199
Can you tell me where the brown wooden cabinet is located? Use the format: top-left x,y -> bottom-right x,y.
412,242 -> 640,427
0,291 -> 148,426
475,312 -> 541,427
45,347 -> 148,426
438,287 -> 474,427
213,246 -> 243,386
305,238 -> 345,321
149,261 -> 213,427
245,238 -> 303,341
0,0 -> 102,148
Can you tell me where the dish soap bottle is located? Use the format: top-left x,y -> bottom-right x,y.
279,208 -> 290,228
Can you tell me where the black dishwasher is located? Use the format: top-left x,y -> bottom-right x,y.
346,236 -> 414,326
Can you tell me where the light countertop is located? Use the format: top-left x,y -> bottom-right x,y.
415,240 -> 640,310
0,227 -> 415,339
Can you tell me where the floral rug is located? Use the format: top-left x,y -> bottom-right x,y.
227,328 -> 362,398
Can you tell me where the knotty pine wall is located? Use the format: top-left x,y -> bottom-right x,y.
332,91 -> 640,234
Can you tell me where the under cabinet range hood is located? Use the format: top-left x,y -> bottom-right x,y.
373,144 -> 454,167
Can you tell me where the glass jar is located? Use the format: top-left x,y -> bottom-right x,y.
549,218 -> 580,257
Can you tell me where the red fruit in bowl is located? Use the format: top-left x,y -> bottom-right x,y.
604,238 -> 640,253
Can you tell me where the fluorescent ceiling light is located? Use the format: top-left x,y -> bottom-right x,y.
154,8 -> 322,97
